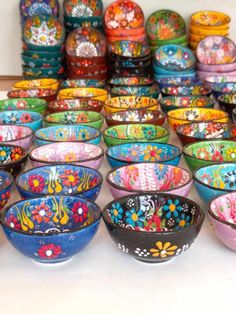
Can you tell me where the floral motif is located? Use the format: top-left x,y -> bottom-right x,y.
143,126 -> 156,139
125,208 -> 145,228
79,128 -> 90,140
20,113 -> 32,123
0,146 -> 11,162
76,113 -> 89,123
201,173 -> 212,185
6,214 -> 21,230
60,169 -> 80,187
125,111 -> 139,122
196,147 -> 210,160
226,148 -> 236,161
175,213 -> 191,230
65,152 -> 77,162
135,248 -> 150,257
31,201 -> 52,224
163,199 -> 182,219
185,110 -> 199,120
72,201 -> 88,223
63,112 -> 77,124
110,203 -> 123,224
143,145 -> 162,162
5,112 -> 19,124
0,190 -> 11,209
28,175 -> 45,193
11,147 -> 24,160
37,243 -> 62,259
156,164 -> 168,180
150,241 -> 178,258
224,171 -> 236,188
76,42 -> 98,57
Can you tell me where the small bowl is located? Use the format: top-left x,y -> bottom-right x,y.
205,75 -> 236,89
102,192 -> 204,263
106,163 -> 192,198
44,111 -> 104,129
0,110 -> 42,131
23,49 -> 63,60
57,88 -> 108,102
157,77 -> 202,89
218,93 -> 236,121
183,140 -> 236,172
0,98 -> 47,114
197,62 -> 236,73
22,55 -> 61,68
110,85 -> 160,98
103,124 -> 170,147
0,170 -> 14,212
35,125 -> 102,146
167,108 -> 228,131
16,164 -> 103,201
47,99 -> 103,113
211,83 -> 236,99
108,77 -> 154,87
209,192 -> 236,251
0,125 -> 33,150
106,142 -> 182,168
0,195 -> 101,263
176,122 -> 236,146
160,96 -> 215,113
29,142 -> 104,169
197,70 -> 236,81
60,79 -> 105,89
191,11 -> 231,30
13,78 -> 59,91
0,144 -> 28,178
8,89 -> 57,102
161,86 -> 211,97
105,110 -> 166,127
194,163 -> 236,204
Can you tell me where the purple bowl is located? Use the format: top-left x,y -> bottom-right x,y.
197,70 -> 236,81
0,125 -> 33,150
205,75 -> 236,89
106,163 -> 192,199
197,62 -> 236,73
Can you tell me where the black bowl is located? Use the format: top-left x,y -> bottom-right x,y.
218,93 -> 236,121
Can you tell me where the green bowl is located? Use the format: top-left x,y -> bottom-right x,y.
183,140 -> 236,172
103,124 -> 170,147
23,65 -> 64,77
23,50 -> 63,61
23,42 -> 63,52
22,55 -> 62,68
44,110 -> 104,129
0,98 -> 47,114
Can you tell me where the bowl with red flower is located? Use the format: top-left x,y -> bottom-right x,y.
183,140 -> 236,172
7,89 -> 57,103
0,169 -> 13,213
102,193 -> 204,263
47,99 -> 104,114
0,125 -> 33,150
0,195 -> 101,263
161,86 -> 211,97
0,110 -> 42,131
16,164 -> 103,201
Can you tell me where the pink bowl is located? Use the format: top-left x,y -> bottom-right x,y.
29,142 -> 104,169
197,62 -> 236,73
0,125 -> 33,150
197,70 -> 236,81
106,163 -> 192,199
204,75 -> 236,89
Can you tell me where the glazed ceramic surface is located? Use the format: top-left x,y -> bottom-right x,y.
1,195 -> 101,263
13,78 -> 59,91
8,89 -> 57,102
205,75 -> 236,89
110,85 -> 159,98
0,125 -> 33,150
0,110 -> 42,131
57,87 -> 108,102
30,142 -> 104,169
48,99 -> 103,113
161,86 -> 211,97
197,62 -> 236,73
105,96 -> 158,113
0,170 -> 13,212
108,41 -> 150,58
0,98 -> 47,114
103,124 -> 170,147
102,193 -> 204,263
64,0 -> 103,17
20,0 -> 60,19
218,93 -> 236,121
157,77 -> 202,88
61,79 -> 105,88
191,11 -> 230,28
109,77 -> 154,87
106,142 -> 181,168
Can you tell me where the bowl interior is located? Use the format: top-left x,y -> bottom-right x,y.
168,108 -> 227,121
45,111 -> 103,124
107,110 -> 164,123
0,98 -> 47,110
106,96 -> 158,110
8,89 -> 56,98
48,99 -> 103,111
0,125 -> 32,141
210,193 -> 236,225
0,145 -> 26,164
218,93 -> 236,104
160,96 -> 215,109
162,86 -> 210,96
0,170 -> 13,189
0,110 -> 41,124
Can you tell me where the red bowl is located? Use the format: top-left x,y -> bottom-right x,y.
47,98 -> 104,113
65,54 -> 106,63
8,89 -> 57,102
67,73 -> 107,80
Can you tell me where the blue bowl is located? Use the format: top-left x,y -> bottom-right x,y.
106,142 -> 182,168
35,125 -> 102,146
154,72 -> 196,80
0,170 -> 14,213
0,110 -> 42,131
153,61 -> 196,75
0,195 -> 101,263
194,163 -> 236,204
212,83 -> 236,99
16,164 -> 103,201
156,77 -> 202,89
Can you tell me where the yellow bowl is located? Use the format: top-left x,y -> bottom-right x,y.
167,108 -> 229,131
57,88 -> 108,102
190,24 -> 229,36
13,79 -> 59,91
191,11 -> 231,30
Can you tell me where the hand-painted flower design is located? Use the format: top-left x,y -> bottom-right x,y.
135,248 -> 150,257
55,128 -> 69,140
142,112 -> 154,121
143,145 -> 162,162
79,128 -> 90,140
11,147 -> 24,160
226,148 -> 236,160
76,42 -> 98,57
37,243 -> 62,259
185,110 -> 199,121
125,208 -> 145,228
125,111 -> 139,122
60,169 -> 80,187
0,146 -> 11,162
224,170 -> 236,188
65,152 -> 77,162
72,201 -> 88,223
30,21 -> 57,46
143,126 -> 156,139
6,214 -> 21,230
163,199 -> 183,219
150,241 -> 178,258
20,113 -> 33,123
5,112 -> 19,124
28,175 -> 45,193
63,112 -> 77,124
175,213 -> 191,230
110,202 -> 123,224
76,113 -> 89,123
212,150 -> 223,162
196,147 -> 210,160
200,173 -> 212,185
155,164 -> 168,180
32,201 -> 52,224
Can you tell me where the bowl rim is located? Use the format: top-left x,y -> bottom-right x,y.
0,124 -> 33,142
105,96 -> 158,109
218,93 -> 236,104
29,141 -> 104,164
13,78 -> 59,89
190,10 -> 231,28
0,168 -> 14,190
102,192 -> 204,235
160,95 -> 216,107
0,195 -> 102,236
161,86 -> 211,96
106,162 -> 193,193
0,109 -> 42,123
7,89 -> 57,97
0,143 -> 28,166
47,98 -> 104,111
58,87 -> 108,98
0,97 -> 47,108
15,163 -> 103,197
105,142 -> 182,164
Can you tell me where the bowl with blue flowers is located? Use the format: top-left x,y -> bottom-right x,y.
0,110 -> 42,131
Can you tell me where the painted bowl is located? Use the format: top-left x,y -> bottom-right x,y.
13,78 -> 59,91
0,144 -> 28,178
64,0 -> 103,17
183,140 -> 236,172
44,111 -> 104,129
0,170 -> 13,212
211,83 -> 236,99
35,125 -> 101,146
204,76 -> 236,89
8,89 -> 57,102
167,108 -> 228,131
0,110 -> 42,131
209,192 -> 236,251
194,163 -> 236,204
0,125 -> 33,150
60,79 -> 105,89
161,86 -> 211,97
157,77 -> 202,89
103,124 -> 170,147
16,164 -> 103,201
105,110 -> 166,127
110,85 -> 160,98
102,192 -> 204,263
177,122 -> 236,146
57,87 -> 108,102
108,41 -> 150,58
47,99 -> 103,113
106,142 -> 182,168
108,77 -> 154,87
197,62 -> 236,74
197,70 -> 236,82
190,24 -> 229,36
0,195 -> 101,263
106,163 -> 192,199
0,98 -> 47,114
218,93 -> 236,121
23,49 -> 63,60
22,65 -> 65,79
29,142 -> 104,169
20,0 -> 60,20
160,96 -> 215,113
22,55 -> 61,68
191,11 -> 231,30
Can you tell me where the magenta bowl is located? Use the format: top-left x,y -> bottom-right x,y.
197,62 -> 236,73
29,142 -> 104,169
0,125 -> 33,150
106,163 -> 192,199
209,192 -> 236,252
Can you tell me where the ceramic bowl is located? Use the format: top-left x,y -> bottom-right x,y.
177,122 -> 236,146
0,125 -> 33,150
190,24 -> 229,36
0,195 -> 101,263
57,87 -> 108,102
108,77 -> 154,87
13,78 -> 59,91
47,99 -> 103,113
183,140 -> 236,172
44,111 -> 104,129
110,85 -> 160,98
191,11 -> 231,30
0,110 -> 42,131
204,76 -> 236,89
20,0 -> 60,20
108,41 -> 150,58
106,142 -> 182,168
8,89 -> 57,103
161,86 -> 211,97
0,144 -> 28,178
167,108 -> 228,131
197,62 -> 236,73
0,98 -> 47,114
16,164 -> 103,201
35,125 -> 101,146
105,110 -> 166,127
0,170 -> 13,212
209,192 -> 236,251
218,93 -> 236,121
22,55 -> 61,68
23,49 -> 63,60
102,192 -> 204,263
106,163 -> 192,199
103,124 -> 170,147
211,83 -> 236,99
60,79 -> 105,89
157,77 -> 202,89
29,142 -> 104,169
194,163 -> 236,204
197,70 -> 236,81
22,65 -> 65,79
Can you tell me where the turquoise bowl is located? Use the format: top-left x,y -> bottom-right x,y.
23,50 -> 63,61
194,163 -> 236,204
0,110 -> 42,131
22,55 -> 62,68
157,77 -> 202,89
106,142 -> 182,168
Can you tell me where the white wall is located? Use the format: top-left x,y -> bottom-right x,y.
1,0 -> 236,75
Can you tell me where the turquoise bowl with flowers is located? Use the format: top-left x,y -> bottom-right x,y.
0,110 -> 42,131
